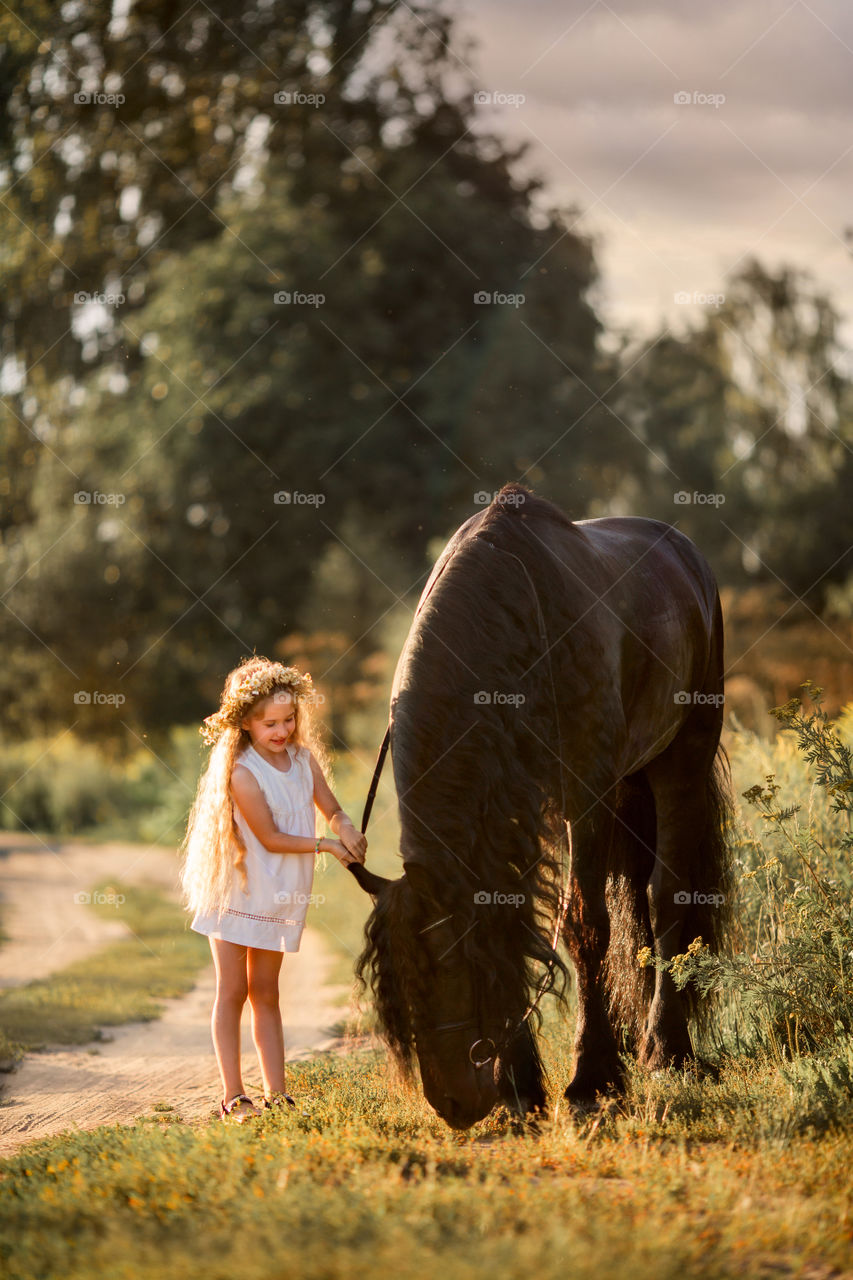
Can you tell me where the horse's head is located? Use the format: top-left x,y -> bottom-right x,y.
351,861 -> 532,1130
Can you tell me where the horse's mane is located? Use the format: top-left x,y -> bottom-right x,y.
357,483 -> 572,1075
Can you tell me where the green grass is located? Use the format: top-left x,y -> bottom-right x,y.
0,881 -> 210,1066
2,1035 -> 853,1280
3,697 -> 853,1276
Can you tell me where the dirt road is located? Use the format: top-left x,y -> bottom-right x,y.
0,834 -> 354,1157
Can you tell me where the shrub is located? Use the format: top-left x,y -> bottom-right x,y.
656,683 -> 853,1062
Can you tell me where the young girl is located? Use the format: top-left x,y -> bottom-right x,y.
180,656 -> 367,1122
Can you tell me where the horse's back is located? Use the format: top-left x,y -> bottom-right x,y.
572,515 -> 719,629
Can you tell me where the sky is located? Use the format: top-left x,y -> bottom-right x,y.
450,0 -> 853,343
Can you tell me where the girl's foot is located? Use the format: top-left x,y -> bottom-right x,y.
220,1093 -> 262,1123
264,1091 -> 296,1111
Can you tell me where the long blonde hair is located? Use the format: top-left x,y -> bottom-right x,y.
179,656 -> 326,918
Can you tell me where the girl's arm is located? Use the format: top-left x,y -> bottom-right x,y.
307,753 -> 367,863
230,765 -> 351,861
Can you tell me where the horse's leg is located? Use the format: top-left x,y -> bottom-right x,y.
562,803 -> 623,1101
498,1021 -> 547,1118
639,714 -> 719,1071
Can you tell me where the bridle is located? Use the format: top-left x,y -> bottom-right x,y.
358,524 -> 572,1073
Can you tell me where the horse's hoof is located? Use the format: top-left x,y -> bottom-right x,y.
561,1080 -> 621,1120
556,1092 -> 620,1131
638,1037 -> 692,1073
564,1072 -> 622,1105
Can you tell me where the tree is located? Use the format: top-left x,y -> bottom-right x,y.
615,260 -> 853,600
1,1 -> 609,744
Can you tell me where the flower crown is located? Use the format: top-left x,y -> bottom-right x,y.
200,662 -> 316,746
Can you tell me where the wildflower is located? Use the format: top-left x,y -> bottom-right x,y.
636,946 -> 653,968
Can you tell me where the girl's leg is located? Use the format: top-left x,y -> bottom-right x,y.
209,938 -> 250,1101
247,947 -> 286,1099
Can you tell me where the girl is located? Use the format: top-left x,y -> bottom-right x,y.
180,656 -> 367,1122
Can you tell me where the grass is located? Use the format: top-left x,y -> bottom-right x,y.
0,881 -> 210,1066
3,693 -> 853,1276
2,1038 -> 853,1280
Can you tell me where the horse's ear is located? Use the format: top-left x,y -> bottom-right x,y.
346,862 -> 394,897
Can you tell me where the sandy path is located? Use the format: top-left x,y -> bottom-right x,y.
0,834 -> 355,1157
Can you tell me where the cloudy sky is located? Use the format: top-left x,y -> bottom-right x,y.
451,0 -> 853,341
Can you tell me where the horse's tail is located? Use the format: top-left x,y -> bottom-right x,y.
678,589 -> 734,1033
605,588 -> 734,1048
677,740 -> 734,1032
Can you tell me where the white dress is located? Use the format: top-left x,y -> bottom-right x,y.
191,742 -> 316,952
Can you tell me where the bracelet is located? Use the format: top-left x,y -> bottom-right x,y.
314,837 -> 321,855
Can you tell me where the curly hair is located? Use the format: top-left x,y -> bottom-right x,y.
356,490 -> 572,1077
179,655 -> 326,918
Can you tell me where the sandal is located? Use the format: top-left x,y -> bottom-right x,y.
220,1093 -> 262,1122
264,1091 -> 296,1111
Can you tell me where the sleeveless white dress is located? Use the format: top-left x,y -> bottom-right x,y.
190,742 -> 316,952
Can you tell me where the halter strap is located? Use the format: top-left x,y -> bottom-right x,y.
360,726 -> 391,834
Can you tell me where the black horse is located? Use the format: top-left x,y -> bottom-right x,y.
353,484 -> 731,1130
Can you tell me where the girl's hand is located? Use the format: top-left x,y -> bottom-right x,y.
321,837 -> 361,867
338,820 -> 367,863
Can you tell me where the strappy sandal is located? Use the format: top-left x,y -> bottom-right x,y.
264,1091 -> 296,1111
220,1093 -> 262,1122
